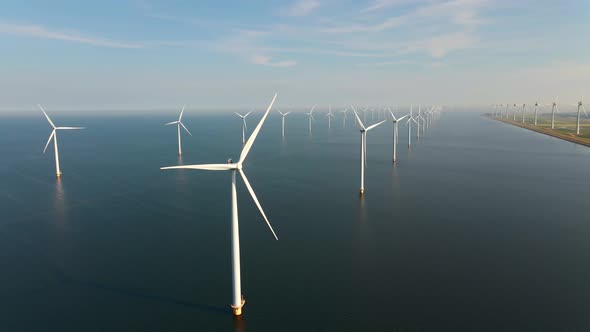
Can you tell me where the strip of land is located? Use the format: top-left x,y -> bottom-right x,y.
485,116 -> 590,147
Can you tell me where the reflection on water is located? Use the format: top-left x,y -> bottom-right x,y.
233,315 -> 245,332
53,178 -> 66,228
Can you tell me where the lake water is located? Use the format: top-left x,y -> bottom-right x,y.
1,110 -> 589,331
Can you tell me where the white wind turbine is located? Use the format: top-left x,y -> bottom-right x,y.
574,97 -> 588,135
165,105 -> 192,156
341,107 -> 348,127
352,106 -> 387,195
235,110 -> 253,144
305,105 -> 316,134
325,106 -> 335,129
513,104 -> 519,121
550,97 -> 559,129
388,108 -> 408,163
406,105 -> 419,148
161,93 -> 278,316
532,100 -> 544,126
521,103 -> 527,123
276,109 -> 291,138
38,105 -> 85,178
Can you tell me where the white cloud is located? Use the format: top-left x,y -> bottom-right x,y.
251,54 -> 297,67
405,31 -> 479,57
282,0 -> 321,17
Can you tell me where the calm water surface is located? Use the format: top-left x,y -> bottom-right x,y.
0,111 -> 589,331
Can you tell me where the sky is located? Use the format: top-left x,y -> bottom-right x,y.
0,0 -> 589,111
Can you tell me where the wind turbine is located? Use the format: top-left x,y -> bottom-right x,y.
165,105 -> 192,156
235,110 -> 253,144
388,108 -> 408,163
513,104 -> 518,121
574,97 -> 588,135
550,97 -> 559,129
161,93 -> 278,316
325,106 -> 335,129
521,104 -> 527,123
352,106 -> 386,195
38,105 -> 85,178
277,109 -> 291,138
406,105 -> 419,148
418,107 -> 426,136
533,101 -> 543,126
341,107 -> 348,127
305,105 -> 316,134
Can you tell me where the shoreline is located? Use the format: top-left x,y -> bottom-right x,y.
485,115 -> 590,148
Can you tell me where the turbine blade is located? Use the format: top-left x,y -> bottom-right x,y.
161,164 -> 234,171
366,119 -> 387,131
245,111 -> 252,118
285,112 -> 291,116
56,127 -> 85,130
239,169 -> 278,240
353,110 -> 366,129
179,105 -> 185,121
235,112 -> 244,118
165,121 -> 179,125
43,130 -> 55,153
239,93 -> 277,164
584,105 -> 588,117
38,105 -> 56,128
398,114 -> 409,122
180,122 -> 192,136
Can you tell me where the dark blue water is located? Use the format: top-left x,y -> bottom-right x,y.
1,110 -> 590,331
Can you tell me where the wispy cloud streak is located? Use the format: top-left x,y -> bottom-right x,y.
0,22 -> 143,49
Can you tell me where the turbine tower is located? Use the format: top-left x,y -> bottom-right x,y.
235,110 -> 253,144
161,93 -> 278,317
521,104 -> 527,123
165,105 -> 192,156
38,105 -> 85,178
352,106 -> 386,195
388,108 -> 409,163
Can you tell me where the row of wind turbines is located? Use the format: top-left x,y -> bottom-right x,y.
37,96 -> 441,316
490,96 -> 588,135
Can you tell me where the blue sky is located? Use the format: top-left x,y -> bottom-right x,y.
0,0 -> 589,111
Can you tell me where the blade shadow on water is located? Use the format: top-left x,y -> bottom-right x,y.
51,266 -> 230,315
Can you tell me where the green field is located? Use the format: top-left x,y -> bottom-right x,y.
486,113 -> 590,146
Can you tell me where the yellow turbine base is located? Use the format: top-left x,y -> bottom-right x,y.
231,297 -> 246,316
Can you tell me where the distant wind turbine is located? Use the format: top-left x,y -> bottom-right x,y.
165,105 -> 192,156
406,105 -> 419,148
235,110 -> 253,144
325,106 -> 335,129
388,108 -> 408,163
341,107 -> 348,127
533,101 -> 543,126
38,105 -> 85,178
550,97 -> 559,129
521,104 -> 527,123
352,106 -> 387,195
277,109 -> 291,138
161,93 -> 278,317
574,97 -> 588,135
305,105 -> 316,134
